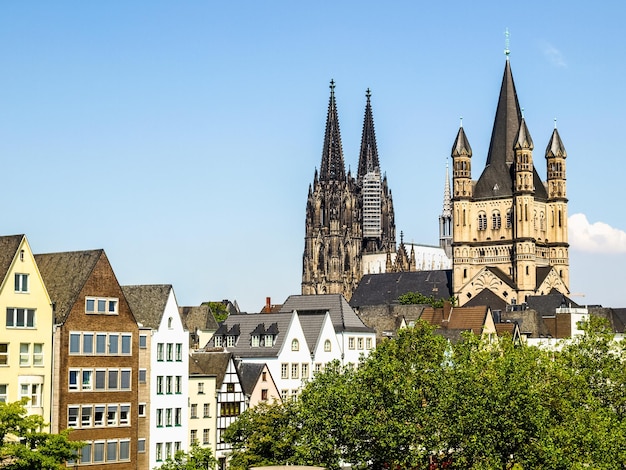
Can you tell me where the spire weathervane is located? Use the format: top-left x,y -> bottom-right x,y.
504,28 -> 510,59
460,116 -> 463,128
554,117 -> 557,129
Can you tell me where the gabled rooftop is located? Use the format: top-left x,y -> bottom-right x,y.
0,235 -> 24,284
122,284 -> 172,329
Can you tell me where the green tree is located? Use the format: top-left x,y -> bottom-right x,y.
157,443 -> 217,470
0,399 -> 83,470
397,291 -> 456,307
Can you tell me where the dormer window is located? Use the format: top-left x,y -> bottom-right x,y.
226,336 -> 236,347
214,336 -> 222,347
251,335 -> 260,347
264,334 -> 274,347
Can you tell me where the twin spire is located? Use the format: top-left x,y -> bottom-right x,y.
319,81 -> 380,183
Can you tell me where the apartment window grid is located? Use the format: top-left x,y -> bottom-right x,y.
68,332 -> 132,356
85,297 -> 118,315
6,308 -> 35,328
69,368 -> 131,392
78,439 -> 130,465
67,403 -> 131,429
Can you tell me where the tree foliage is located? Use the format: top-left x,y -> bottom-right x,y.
223,319 -> 626,469
397,291 -> 457,307
0,399 -> 83,470
157,443 -> 217,470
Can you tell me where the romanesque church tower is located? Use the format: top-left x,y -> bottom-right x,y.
451,54 -> 570,306
302,82 -> 395,300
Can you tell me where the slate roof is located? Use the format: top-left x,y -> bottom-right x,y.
35,250 -> 103,324
122,284 -> 172,329
189,351 -> 232,388
464,288 -> 508,311
608,309 -> 626,333
179,305 -> 219,332
473,59 -> 548,201
535,267 -> 554,290
208,313 -> 293,358
349,270 -> 453,308
236,361 -> 265,397
0,235 -> 23,284
526,291 -> 580,316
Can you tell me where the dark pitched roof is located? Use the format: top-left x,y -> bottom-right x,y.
179,305 -> 219,332
484,266 -> 517,289
122,284 -> 172,329
464,288 -> 508,311
236,362 -> 265,396
35,250 -> 103,324
357,89 -> 380,181
349,270 -> 453,307
545,127 -> 567,158
279,294 -> 373,334
189,351 -> 232,388
420,305 -> 490,336
451,125 -> 472,158
526,291 -> 580,316
473,59 -> 548,201
0,235 -> 24,284
319,80 -> 346,182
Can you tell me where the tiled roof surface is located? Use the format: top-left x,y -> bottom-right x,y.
189,351 -> 232,387
179,305 -> 219,332
236,361 -> 265,396
0,235 -> 23,284
350,270 -> 453,307
420,305 -> 488,335
35,250 -> 103,324
122,284 -> 172,329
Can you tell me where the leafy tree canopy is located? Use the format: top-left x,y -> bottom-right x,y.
0,399 -> 83,470
157,443 -> 217,470
224,318 -> 626,469
397,291 -> 457,307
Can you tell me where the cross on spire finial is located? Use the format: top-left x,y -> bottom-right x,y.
504,28 -> 510,59
329,79 -> 335,94
460,116 -> 463,128
366,88 -> 371,101
554,117 -> 557,129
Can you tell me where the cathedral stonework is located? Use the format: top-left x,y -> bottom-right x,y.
302,83 -> 395,300
451,56 -> 570,306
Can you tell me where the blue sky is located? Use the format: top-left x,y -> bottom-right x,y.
2,2 -> 625,311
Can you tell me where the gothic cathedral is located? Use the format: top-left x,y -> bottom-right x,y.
451,55 -> 570,306
302,82 -> 396,300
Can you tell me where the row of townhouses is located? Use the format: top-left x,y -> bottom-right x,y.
1,233 -> 377,469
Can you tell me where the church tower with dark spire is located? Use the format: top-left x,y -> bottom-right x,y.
302,83 -> 396,300
451,49 -> 570,306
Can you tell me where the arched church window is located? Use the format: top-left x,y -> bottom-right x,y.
478,212 -> 487,231
492,211 -> 501,230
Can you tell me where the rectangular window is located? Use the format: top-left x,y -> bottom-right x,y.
203,403 -> 210,418
106,440 -> 117,462
5,308 -> 35,328
107,405 -> 118,426
119,405 -> 130,426
281,389 -> 288,401
190,430 -> 197,445
94,405 -> 105,426
281,363 -> 288,379
95,370 -> 106,390
349,337 -> 355,349
0,344 -> 8,365
226,383 -> 234,393
227,336 -> 236,347
261,389 -> 268,401
108,335 -> 118,354
139,369 -> 147,384
190,404 -> 197,418
157,343 -> 164,361
203,429 -> 210,445
68,406 -> 79,428
86,297 -> 118,315
81,406 -> 92,427
157,376 -> 163,394
108,370 -> 118,390
366,338 -> 373,349
156,408 -> 163,427
0,384 -> 6,403
198,382 -> 204,394
175,441 -> 181,453
176,343 -> 182,361
121,334 -> 131,354
83,333 -> 94,354
139,334 -> 147,349
156,442 -> 163,461
120,369 -> 131,390
119,439 -> 130,460
175,376 -> 182,394
14,273 -> 29,292
165,442 -> 172,460
291,363 -> 299,379
220,402 -> 240,417
214,336 -> 222,347
301,363 -> 309,379
175,407 -> 182,426
80,443 -> 92,464
69,333 -> 80,354
264,334 -> 274,347
251,335 -> 260,347
166,408 -> 172,427
96,334 -> 107,354
166,376 -> 172,394
137,438 -> 146,453
166,343 -> 173,361
358,338 -> 364,350
93,441 -> 105,463
138,403 -> 146,417
69,370 -> 79,391
19,343 -> 30,366
82,370 -> 93,391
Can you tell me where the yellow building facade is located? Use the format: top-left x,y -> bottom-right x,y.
451,58 -> 569,306
0,235 -> 53,428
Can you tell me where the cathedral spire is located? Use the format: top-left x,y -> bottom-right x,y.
319,79 -> 346,182
357,88 -> 380,182
442,162 -> 452,217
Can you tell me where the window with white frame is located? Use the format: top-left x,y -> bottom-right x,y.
157,376 -> 163,394
203,403 -> 210,417
68,406 -> 79,428
226,336 -> 236,347
6,308 -> 35,328
19,343 -> 29,366
190,430 -> 197,445
106,440 -> 117,462
175,376 -> 182,394
0,384 -> 8,403
366,338 -> 373,349
0,344 -> 7,365
175,407 -> 182,426
139,334 -> 147,348
165,442 -> 172,459
137,438 -> 146,453
167,343 -> 173,361
478,212 -> 487,231
358,338 -> 364,350
291,339 -> 299,351
291,363 -> 299,379
157,343 -> 164,361
94,405 -> 105,426
214,336 -> 222,347
85,297 -> 118,315
156,442 -> 163,461
301,363 -> 309,379
93,441 -> 105,463
251,335 -> 260,347
176,343 -> 182,361
81,406 -> 92,427
156,408 -> 163,427
281,389 -> 288,401
166,376 -> 172,394
281,363 -> 288,379
139,369 -> 147,384
190,404 -> 197,418
202,429 -> 210,445
107,405 -> 118,426
119,405 -> 130,426
348,337 -> 355,349
14,273 -> 28,292
324,339 -> 331,352
138,403 -> 146,417
264,334 -> 274,347
166,408 -> 172,426
198,382 -> 204,394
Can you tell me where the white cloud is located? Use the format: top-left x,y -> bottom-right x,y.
542,43 -> 567,67
568,213 -> 626,253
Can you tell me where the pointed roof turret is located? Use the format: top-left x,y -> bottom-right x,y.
319,79 -> 346,182
514,117 -> 534,150
545,124 -> 567,158
451,122 -> 472,157
357,88 -> 380,182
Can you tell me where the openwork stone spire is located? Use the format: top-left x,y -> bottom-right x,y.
319,80 -> 346,182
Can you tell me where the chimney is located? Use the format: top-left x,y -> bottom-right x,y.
265,297 -> 271,313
